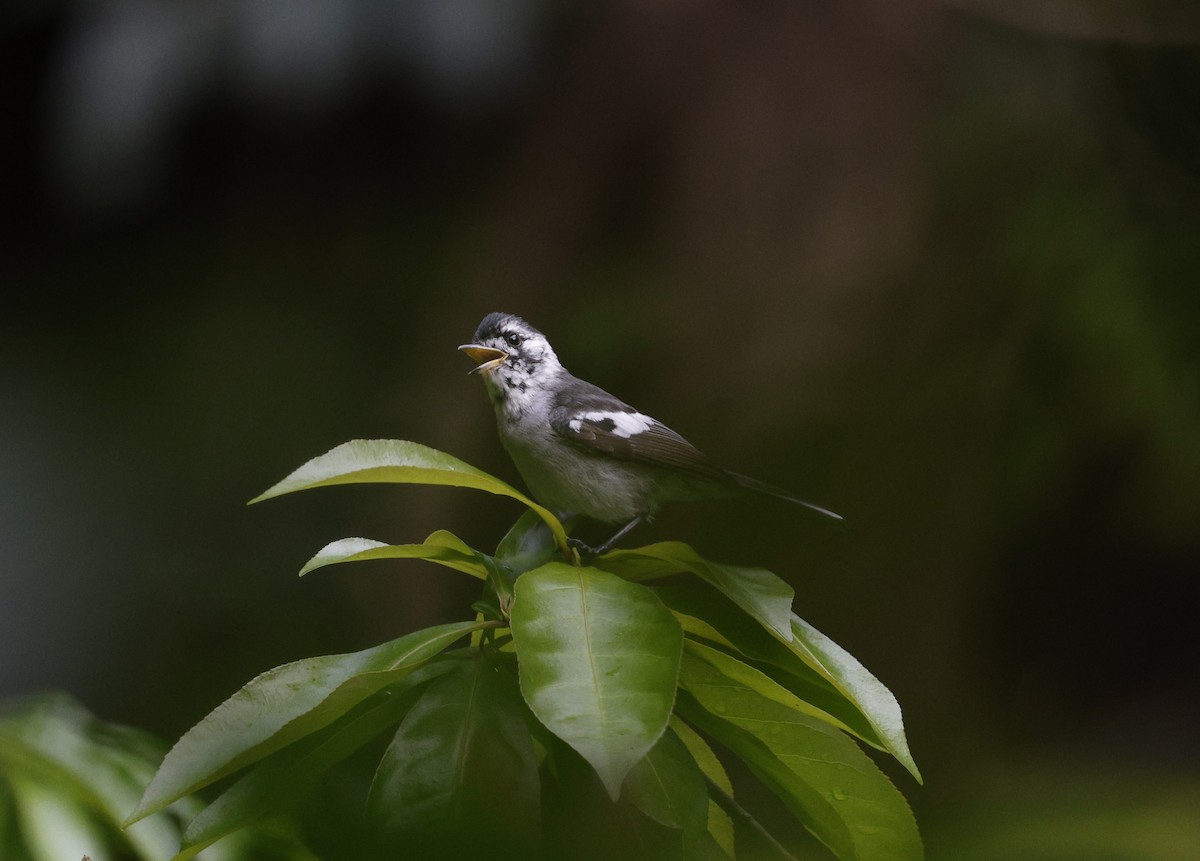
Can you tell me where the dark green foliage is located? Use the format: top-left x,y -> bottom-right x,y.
129,440 -> 923,860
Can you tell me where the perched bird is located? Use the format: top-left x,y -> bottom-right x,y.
459,312 -> 841,555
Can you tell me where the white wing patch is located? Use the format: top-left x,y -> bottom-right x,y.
582,410 -> 654,439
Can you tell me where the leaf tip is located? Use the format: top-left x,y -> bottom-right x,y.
120,801 -> 151,830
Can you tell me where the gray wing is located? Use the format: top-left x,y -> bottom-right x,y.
548,379 -> 732,485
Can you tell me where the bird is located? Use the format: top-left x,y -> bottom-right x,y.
459,312 -> 842,555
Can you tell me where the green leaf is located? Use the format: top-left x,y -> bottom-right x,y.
598,542 -> 795,642
368,656 -> 539,855
669,717 -> 735,858
174,683 -> 425,861
789,613 -> 921,782
0,694 -> 184,861
684,639 -> 864,739
298,535 -> 488,580
495,509 -> 560,575
249,439 -> 569,553
510,563 -> 683,800
127,620 -> 484,825
678,654 -> 924,861
657,581 -> 920,781
622,729 -> 707,832
541,738 -> 689,861
4,771 -> 109,861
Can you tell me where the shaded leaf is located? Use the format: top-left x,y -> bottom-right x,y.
669,717 -> 736,858
128,621 -> 484,824
678,654 -> 924,861
657,582 -> 920,781
510,563 -> 682,800
175,683 -> 425,861
495,509 -> 561,576
542,737 -> 688,861
599,542 -> 794,641
684,639 -> 863,739
249,439 -> 569,552
368,656 -> 539,857
622,728 -> 707,832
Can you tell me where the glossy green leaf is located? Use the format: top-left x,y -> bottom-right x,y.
788,613 -> 920,781
368,656 -> 539,854
249,439 -> 569,552
510,563 -> 683,800
298,535 -> 487,580
174,683 -> 424,861
678,654 -> 924,861
657,581 -> 920,781
127,620 -> 484,824
684,639 -> 863,738
598,542 -> 795,641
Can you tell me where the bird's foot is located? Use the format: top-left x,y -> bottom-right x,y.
567,537 -> 602,560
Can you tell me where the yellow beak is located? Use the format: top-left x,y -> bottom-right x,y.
458,344 -> 509,375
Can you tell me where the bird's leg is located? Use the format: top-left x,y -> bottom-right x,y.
567,514 -> 646,559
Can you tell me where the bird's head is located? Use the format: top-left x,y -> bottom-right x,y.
459,313 -> 563,399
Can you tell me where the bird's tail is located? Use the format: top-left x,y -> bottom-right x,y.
728,472 -> 844,522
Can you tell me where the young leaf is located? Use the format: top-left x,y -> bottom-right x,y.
510,563 -> 683,800
368,656 -> 539,857
598,542 -> 795,642
249,439 -> 569,553
678,654 -> 924,861
127,620 -> 485,825
298,535 -> 488,580
495,509 -> 561,576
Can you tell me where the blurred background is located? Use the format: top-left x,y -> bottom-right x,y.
3,0 -> 1199,857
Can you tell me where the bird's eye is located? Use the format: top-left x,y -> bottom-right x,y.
504,332 -> 523,348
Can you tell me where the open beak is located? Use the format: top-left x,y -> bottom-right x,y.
458,344 -> 509,375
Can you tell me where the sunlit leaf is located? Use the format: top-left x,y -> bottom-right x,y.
127,621 -> 485,824
368,656 -> 539,855
510,563 -> 682,800
298,535 -> 487,580
249,439 -> 569,553
598,542 -> 794,641
678,654 -> 924,861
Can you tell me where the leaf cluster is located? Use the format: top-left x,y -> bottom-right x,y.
129,440 -> 923,860
0,693 -> 305,861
